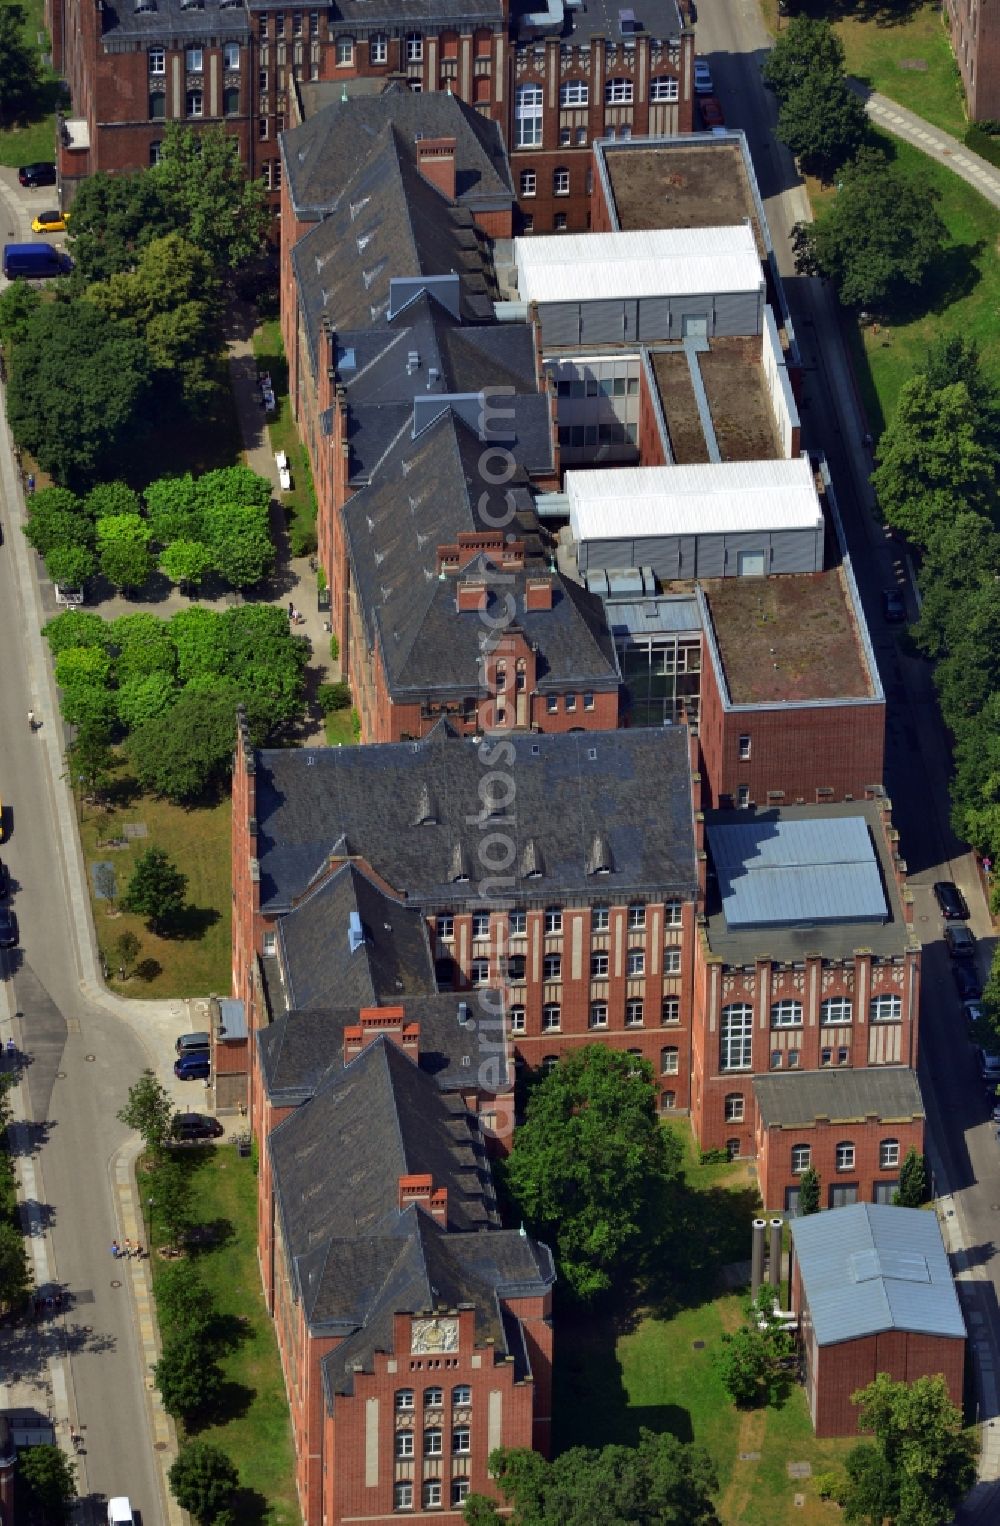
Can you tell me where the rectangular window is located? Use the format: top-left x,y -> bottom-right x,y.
625,999 -> 644,1026
880,1140 -> 900,1168
821,1047 -> 833,1066
628,904 -> 646,929
187,90 -> 204,117
223,41 -> 240,69
560,78 -> 588,105
424,1429 -> 442,1456
605,77 -> 634,102
453,1428 -> 471,1454
546,694 -> 558,713
406,32 -> 423,60
565,691 -> 576,709
554,213 -> 568,230
543,954 -> 561,980
515,83 -> 543,148
650,75 -> 679,101
725,1094 -> 745,1123
520,170 -> 537,197
589,1003 -> 608,1028
627,950 -> 645,977
661,998 -> 679,1024
395,1433 -> 414,1458
336,37 -> 353,65
394,1481 -> 413,1510
472,912 -> 490,939
149,47 -> 165,74
592,906 -> 609,931
664,900 -> 682,927
509,910 -> 526,937
791,1144 -> 810,1173
186,46 -> 204,71
259,117 -> 269,139
453,1386 -> 471,1406
423,1482 -> 442,1508
292,10 -> 303,34
663,947 -> 681,975
720,1007 -> 752,1071
542,1004 -> 561,1032
370,34 -> 388,62
661,1047 -> 679,1074
510,1005 -> 525,1034
522,215 -> 534,233
738,734 -> 751,760
149,92 -> 166,120
554,168 -> 570,196
591,952 -> 609,977
452,1481 -> 470,1507
544,907 -> 562,934
583,692 -> 595,710
437,915 -> 454,940
470,959 -> 489,987
275,14 -> 284,35
838,1046 -> 850,1066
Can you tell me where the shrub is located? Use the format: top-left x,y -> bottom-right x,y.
317,680 -> 351,713
329,632 -> 339,662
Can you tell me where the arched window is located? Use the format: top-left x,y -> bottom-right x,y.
542,1054 -> 559,1074
605,77 -> 634,103
660,1046 -> 679,1074
424,1387 -> 443,1407
724,1093 -> 744,1122
870,993 -> 902,1022
395,1388 -> 414,1411
560,79 -> 588,106
791,1143 -> 811,1173
542,1003 -> 561,1031
879,1138 -> 899,1169
659,1089 -> 676,1111
835,1140 -> 855,1171
553,166 -> 570,196
720,1003 -> 752,1071
820,996 -> 852,1025
771,999 -> 803,1028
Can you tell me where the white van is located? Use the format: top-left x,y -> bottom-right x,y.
107,1498 -> 134,1526
54,584 -> 84,606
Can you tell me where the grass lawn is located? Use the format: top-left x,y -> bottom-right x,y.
835,4 -> 967,139
0,0 -> 63,169
140,1151 -> 298,1526
324,707 -> 357,746
78,779 -> 232,998
253,320 -> 317,554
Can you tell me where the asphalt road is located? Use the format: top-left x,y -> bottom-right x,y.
697,0 -> 1000,1484
0,181 -> 166,1524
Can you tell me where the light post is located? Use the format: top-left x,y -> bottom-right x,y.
148,1195 -> 155,1258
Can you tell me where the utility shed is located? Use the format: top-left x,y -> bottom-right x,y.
790,1202 -> 966,1436
513,226 -> 765,347
566,458 -> 824,581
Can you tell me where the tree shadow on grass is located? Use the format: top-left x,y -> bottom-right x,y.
186,1216 -> 236,1254
644,1181 -> 762,1319
134,959 -> 162,983
227,1487 -> 270,1526
552,1305 -> 695,1454
162,904 -> 221,942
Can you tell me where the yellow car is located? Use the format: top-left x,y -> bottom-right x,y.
31,209 -> 69,234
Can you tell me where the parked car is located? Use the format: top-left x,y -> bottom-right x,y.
30,209 -> 69,234
18,162 -> 57,188
881,587 -> 906,624
934,880 -> 969,921
171,1111 -> 224,1142
174,1051 -> 210,1080
977,1047 -> 1000,1084
0,908 -> 18,949
953,962 -> 982,1000
964,998 -> 985,1028
945,923 -> 976,959
175,1030 -> 210,1056
694,58 -> 714,94
0,860 -> 8,899
700,95 -> 725,128
107,1498 -> 134,1526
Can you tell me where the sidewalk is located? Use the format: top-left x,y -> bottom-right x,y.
848,80 -> 1000,209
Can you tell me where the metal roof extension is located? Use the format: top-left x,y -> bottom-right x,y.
706,815 -> 888,929
566,458 -> 822,543
513,226 -> 763,304
790,1202 -> 966,1347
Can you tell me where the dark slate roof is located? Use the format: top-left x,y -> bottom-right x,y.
753,1067 -> 925,1129
251,724 -> 697,911
510,0 -> 683,45
258,991 -> 511,1104
289,126 -> 498,373
277,862 -> 436,1012
343,414 -> 567,694
102,0 -> 249,44
283,84 -> 513,220
254,0 -> 501,22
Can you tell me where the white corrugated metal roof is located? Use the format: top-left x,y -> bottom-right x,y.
514,226 -> 763,302
791,1203 -> 966,1346
706,815 -> 888,928
566,459 -> 822,541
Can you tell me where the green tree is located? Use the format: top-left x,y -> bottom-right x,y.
44,544 -> 96,590
838,1442 -> 894,1526
149,1156 -> 193,1250
155,1330 -> 223,1422
168,1442 -> 240,1525
217,603 -> 308,726
121,846 -> 188,931
144,473 -> 203,543
160,539 -> 215,591
114,931 -> 141,977
58,681 -> 118,735
204,503 -> 275,590
501,1047 -> 682,1301
844,1374 -> 976,1526
152,124 -> 270,270
66,170 -> 175,284
84,481 -> 142,522
892,1147 -> 927,1208
6,303 -> 153,487
169,605 -> 226,682
792,150 -> 947,312
127,683 -> 245,800
0,278 -> 42,350
761,15 -> 845,101
117,672 -> 179,732
156,1262 -> 213,1336
86,233 -> 223,406
42,609 -> 108,655
108,612 -> 177,682
934,582 -> 1000,726
0,3 -> 44,125
487,1430 -> 719,1526
914,512 -> 1000,661
871,378 -> 998,545
776,72 -> 868,179
65,726 -> 116,800
23,487 -> 90,558
0,1221 -> 30,1313
462,1498 -> 504,1526
923,333 -> 998,424
14,1444 -> 76,1525
54,643 -> 113,695
117,1068 -> 175,1157
797,1165 -> 820,1216
96,514 -> 155,592
715,1287 -> 795,1409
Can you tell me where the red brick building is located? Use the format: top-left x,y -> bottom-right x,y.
691,798 -> 922,1213
789,1202 -> 965,1437
945,0 -> 1000,121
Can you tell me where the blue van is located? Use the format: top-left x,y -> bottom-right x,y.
174,1050 -> 211,1081
3,242 -> 70,279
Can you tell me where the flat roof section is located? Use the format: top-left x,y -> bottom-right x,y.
600,140 -> 767,259
706,815 -> 888,929
566,458 -> 822,542
703,800 -> 911,963
702,569 -> 874,705
651,338 -> 783,465
513,226 -> 762,304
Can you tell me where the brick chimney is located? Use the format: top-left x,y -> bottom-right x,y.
524,577 -> 553,611
343,1006 -> 420,1066
416,136 -> 457,201
398,1173 -> 449,1224
456,581 -> 487,613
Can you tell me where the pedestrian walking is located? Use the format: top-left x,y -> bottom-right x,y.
133,1242 -> 145,1260
111,1240 -> 120,1259
124,1238 -> 134,1259
26,473 -> 34,494
288,601 -> 294,618
5,1037 -> 14,1057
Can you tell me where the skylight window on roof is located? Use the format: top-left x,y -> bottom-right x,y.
350,196 -> 371,220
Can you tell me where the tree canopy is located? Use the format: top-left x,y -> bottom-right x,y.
762,16 -> 846,100
151,124 -> 270,270
840,1374 -> 976,1526
871,377 -> 998,544
66,170 -> 178,283
6,302 -> 153,487
121,847 -> 188,931
792,150 -> 947,311
0,4 -> 44,126
169,1442 -> 240,1526
117,1068 -> 175,1157
776,71 -> 867,178
500,1047 -> 682,1301
470,1431 -> 720,1526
